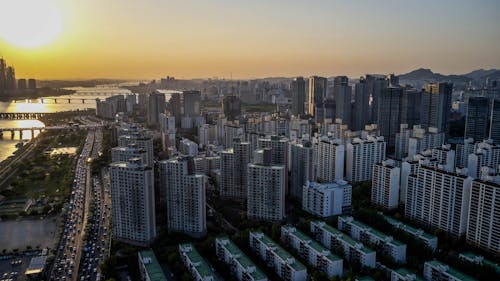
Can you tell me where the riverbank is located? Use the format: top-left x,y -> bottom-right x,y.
0,87 -> 75,102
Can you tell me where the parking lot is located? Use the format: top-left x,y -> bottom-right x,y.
0,217 -> 59,253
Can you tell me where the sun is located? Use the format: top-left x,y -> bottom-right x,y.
0,0 -> 62,48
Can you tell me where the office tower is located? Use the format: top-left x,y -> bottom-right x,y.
346,136 -> 386,183
423,261 -> 475,281
27,78 -> 36,90
111,144 -> 147,165
467,140 -> 500,179
290,141 -> 315,200
169,92 -> 182,127
17,79 -> 26,90
249,232 -> 308,281
371,159 -> 401,210
353,77 -> 370,131
118,133 -> 154,167
465,96 -> 490,142
281,226 -> 343,278
222,95 -> 241,121
338,216 -> 406,263
5,66 -> 16,92
401,87 -> 421,128
220,139 -> 251,201
310,221 -> 377,268
302,180 -> 352,217
110,158 -> 156,246
291,77 -> 306,116
308,76 -> 328,122
317,137 -> 345,183
366,74 -> 388,123
179,244 -> 219,281
377,86 -> 403,148
421,82 -> 453,135
489,98 -> 500,144
147,91 -> 166,126
160,157 -> 206,237
183,90 -> 201,117
405,165 -> 472,238
247,149 -> 286,221
215,237 -> 268,281
334,76 -> 352,127
466,179 -> 500,254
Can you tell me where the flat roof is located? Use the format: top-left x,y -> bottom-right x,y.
395,268 -> 425,281
283,226 -> 341,261
217,237 -> 267,280
313,221 -> 375,255
179,243 -> 218,279
139,250 -> 167,281
253,232 -> 306,271
25,256 -> 47,275
426,260 -> 477,281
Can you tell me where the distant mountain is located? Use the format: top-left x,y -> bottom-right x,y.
399,68 -> 472,84
463,69 -> 499,80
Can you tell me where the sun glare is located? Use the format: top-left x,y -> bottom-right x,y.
0,0 -> 62,48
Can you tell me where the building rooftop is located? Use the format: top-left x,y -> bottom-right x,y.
383,215 -> 437,240
394,268 -> 425,281
460,252 -> 500,273
253,232 -> 307,272
139,250 -> 167,281
426,260 -> 477,281
313,221 -> 375,255
179,243 -> 218,279
217,237 -> 267,280
283,226 -> 342,262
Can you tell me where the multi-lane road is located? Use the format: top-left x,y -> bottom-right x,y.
50,127 -> 110,281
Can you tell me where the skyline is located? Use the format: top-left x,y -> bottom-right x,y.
0,0 -> 499,80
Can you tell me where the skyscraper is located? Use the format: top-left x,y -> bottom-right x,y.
371,160 -> 400,210
317,137 -> 345,183
352,77 -> 370,131
377,86 -> 403,148
220,138 -> 251,201
110,158 -> 156,246
489,98 -> 500,144
401,87 -> 421,128
308,76 -> 327,123
247,149 -> 286,221
465,96 -> 490,142
346,136 -> 386,183
169,92 -> 182,127
290,141 -> 315,200
147,91 -> 166,126
183,90 -> 201,117
333,76 -> 352,128
366,74 -> 388,123
222,95 -> 241,121
291,77 -> 306,116
421,82 -> 453,136
160,156 -> 207,237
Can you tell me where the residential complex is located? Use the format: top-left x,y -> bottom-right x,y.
179,243 -> 220,281
302,180 -> 352,217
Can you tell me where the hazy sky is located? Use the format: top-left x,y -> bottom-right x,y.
1,0 -> 499,80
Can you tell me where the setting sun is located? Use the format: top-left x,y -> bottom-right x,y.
0,0 -> 62,48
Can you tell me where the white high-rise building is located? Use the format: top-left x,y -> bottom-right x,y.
405,166 -> 472,238
110,158 -> 156,246
247,149 -> 286,221
159,157 -> 206,238
346,136 -> 386,183
431,144 -> 456,172
371,159 -> 401,210
456,138 -> 475,168
118,133 -> 154,167
467,139 -> 500,179
302,180 -> 352,217
395,125 -> 444,159
220,139 -> 251,201
423,260 -> 475,281
111,144 -> 147,165
466,179 -> 500,254
179,138 -> 199,156
317,137 -> 345,183
290,141 -> 315,199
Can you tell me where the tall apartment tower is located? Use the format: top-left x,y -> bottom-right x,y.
220,138 -> 251,201
421,82 -> 453,136
346,136 -> 386,183
110,158 -> 156,246
159,157 -> 207,238
371,160 -> 401,210
333,76 -> 352,128
353,77 -> 370,131
466,179 -> 500,254
401,87 -> 421,128
147,91 -> 166,126
377,86 -> 403,149
183,90 -> 201,117
290,141 -> 315,200
118,133 -> 154,167
291,77 -> 306,116
317,137 -> 345,183
465,96 -> 490,142
247,149 -> 286,221
405,165 -> 472,238
366,74 -> 388,123
489,98 -> 500,144
308,76 -> 328,123
222,95 -> 241,121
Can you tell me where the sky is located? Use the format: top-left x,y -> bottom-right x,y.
0,0 -> 499,80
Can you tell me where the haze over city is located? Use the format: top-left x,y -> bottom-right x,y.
0,0 -> 499,80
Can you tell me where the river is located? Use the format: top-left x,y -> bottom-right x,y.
0,85 -> 133,162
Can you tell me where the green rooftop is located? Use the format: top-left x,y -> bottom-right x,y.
217,237 -> 267,280
383,215 -> 436,240
355,276 -> 375,281
179,243 -> 218,279
139,250 -> 167,281
460,252 -> 500,274
283,226 -> 342,262
426,260 -> 477,281
312,221 -> 375,255
253,232 -> 307,271
395,268 -> 424,281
